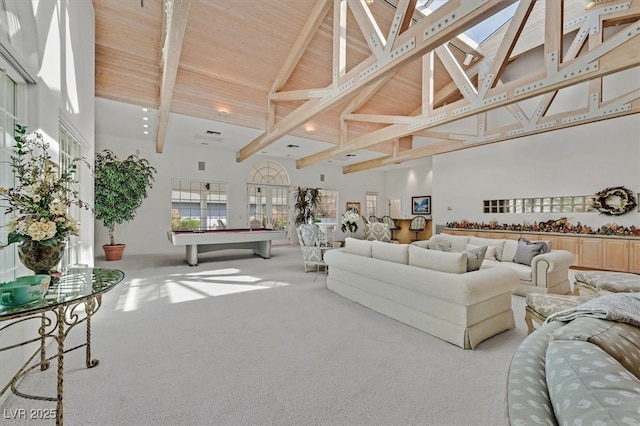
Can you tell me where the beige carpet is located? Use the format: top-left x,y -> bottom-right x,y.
2,245 -> 553,426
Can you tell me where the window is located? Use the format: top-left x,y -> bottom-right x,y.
59,125 -> 84,268
171,180 -> 228,230
365,192 -> 377,217
483,195 -> 596,214
247,161 -> 290,231
314,189 -> 338,223
0,68 -> 18,280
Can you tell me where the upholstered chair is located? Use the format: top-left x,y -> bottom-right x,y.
409,216 -> 427,241
296,224 -> 324,272
380,215 -> 400,241
363,222 -> 391,242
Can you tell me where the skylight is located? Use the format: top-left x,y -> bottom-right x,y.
418,0 -> 519,45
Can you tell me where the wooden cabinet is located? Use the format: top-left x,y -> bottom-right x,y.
578,238 -> 603,269
602,239 -> 629,272
629,241 -> 640,274
556,236 -> 580,264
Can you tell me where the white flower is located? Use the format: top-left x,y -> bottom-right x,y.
27,220 -> 57,241
0,126 -> 90,247
50,202 -> 67,215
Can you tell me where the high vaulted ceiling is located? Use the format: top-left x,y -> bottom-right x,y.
94,0 -> 640,173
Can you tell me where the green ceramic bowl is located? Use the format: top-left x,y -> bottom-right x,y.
0,275 -> 51,307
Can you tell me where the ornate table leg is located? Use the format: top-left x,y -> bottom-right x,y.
84,296 -> 100,368
40,313 -> 51,371
55,307 -> 65,426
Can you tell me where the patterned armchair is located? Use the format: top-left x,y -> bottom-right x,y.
363,222 -> 391,242
296,224 -> 325,272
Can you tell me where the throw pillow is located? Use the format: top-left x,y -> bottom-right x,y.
371,241 -> 409,264
437,241 -> 452,252
513,238 -> 547,266
408,245 -> 467,274
467,242 -> 496,261
519,237 -> 551,253
464,244 -> 487,272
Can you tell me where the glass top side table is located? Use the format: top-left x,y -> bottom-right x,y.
0,267 -> 124,425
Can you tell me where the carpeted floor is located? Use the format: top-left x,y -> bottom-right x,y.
2,245 -> 552,426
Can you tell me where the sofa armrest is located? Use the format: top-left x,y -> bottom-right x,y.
530,250 -> 575,291
532,250 -> 575,271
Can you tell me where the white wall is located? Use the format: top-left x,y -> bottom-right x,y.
384,158 -> 433,219
93,134 -> 388,255
0,0 -> 95,405
432,115 -> 640,231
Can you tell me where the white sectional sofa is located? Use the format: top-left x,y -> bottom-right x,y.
413,233 -> 575,297
323,238 -> 519,349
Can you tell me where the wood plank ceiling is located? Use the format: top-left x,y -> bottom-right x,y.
94,0 -> 640,173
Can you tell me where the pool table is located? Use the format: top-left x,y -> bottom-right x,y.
167,228 -> 287,266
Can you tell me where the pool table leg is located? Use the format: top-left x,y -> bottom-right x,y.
186,245 -> 198,266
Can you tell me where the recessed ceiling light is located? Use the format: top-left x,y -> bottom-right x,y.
143,124 -> 149,128
345,154 -> 356,157
142,117 -> 149,121
141,107 -> 148,112
143,131 -> 149,135
286,144 -> 299,148
306,129 -> 314,134
219,110 -> 228,117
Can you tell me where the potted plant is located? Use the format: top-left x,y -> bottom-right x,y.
294,187 -> 321,226
0,124 -> 91,274
94,149 -> 156,260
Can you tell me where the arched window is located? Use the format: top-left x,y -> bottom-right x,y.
247,161 -> 290,236
248,161 -> 290,185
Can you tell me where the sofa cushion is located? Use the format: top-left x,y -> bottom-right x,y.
546,339 -> 640,425
344,237 -> 372,257
469,236 -> 505,260
500,240 -> 519,262
465,244 -> 487,272
514,238 -> 548,266
371,241 -> 409,264
408,245 -> 467,274
482,259 -> 533,283
432,233 -> 470,252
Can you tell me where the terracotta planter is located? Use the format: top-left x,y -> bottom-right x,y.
103,244 -> 126,261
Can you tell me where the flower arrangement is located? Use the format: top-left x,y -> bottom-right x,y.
341,208 -> 360,233
0,124 -> 90,248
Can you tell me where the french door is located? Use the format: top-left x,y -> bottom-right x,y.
247,184 -> 290,244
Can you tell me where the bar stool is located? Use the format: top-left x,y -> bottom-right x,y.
381,216 -> 400,241
408,216 -> 427,241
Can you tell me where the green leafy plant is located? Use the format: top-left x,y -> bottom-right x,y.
94,149 -> 156,246
180,219 -> 200,231
294,186 -> 321,226
0,124 -> 90,248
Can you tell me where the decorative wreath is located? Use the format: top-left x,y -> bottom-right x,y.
592,186 -> 637,216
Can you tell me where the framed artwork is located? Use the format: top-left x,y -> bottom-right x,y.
412,196 -> 431,215
346,201 -> 361,214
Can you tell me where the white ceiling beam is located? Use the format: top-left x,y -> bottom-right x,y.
156,0 -> 190,153
299,20 -> 640,168
238,0 -> 518,163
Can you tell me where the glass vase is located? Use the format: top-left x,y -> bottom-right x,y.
17,241 -> 66,275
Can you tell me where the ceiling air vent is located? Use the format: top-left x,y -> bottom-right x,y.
334,154 -> 357,162
194,131 -> 223,143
